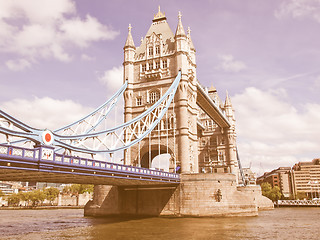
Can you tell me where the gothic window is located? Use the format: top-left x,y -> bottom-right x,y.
155,61 -> 160,69
148,47 -> 153,56
150,91 -> 160,104
136,97 -> 142,106
141,64 -> 146,72
163,59 -> 168,68
210,137 -> 217,146
155,45 -> 160,55
219,152 -> 224,161
148,62 -> 153,70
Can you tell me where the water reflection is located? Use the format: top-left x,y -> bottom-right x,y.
0,208 -> 320,240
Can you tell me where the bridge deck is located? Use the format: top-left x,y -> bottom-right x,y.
196,83 -> 230,128
0,144 -> 180,186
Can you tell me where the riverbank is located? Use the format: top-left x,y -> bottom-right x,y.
0,205 -> 84,210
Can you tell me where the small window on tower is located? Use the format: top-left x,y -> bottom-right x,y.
155,61 -> 160,69
141,64 -> 146,72
163,59 -> 168,68
149,62 -> 153,70
155,45 -> 160,55
148,47 -> 153,56
136,97 -> 142,106
150,91 -> 160,104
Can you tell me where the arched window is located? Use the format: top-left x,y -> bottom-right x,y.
150,91 -> 160,104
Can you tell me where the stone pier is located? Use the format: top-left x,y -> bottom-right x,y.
84,173 -> 273,217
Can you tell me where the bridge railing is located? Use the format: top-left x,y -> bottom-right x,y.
0,144 -> 180,182
277,200 -> 320,206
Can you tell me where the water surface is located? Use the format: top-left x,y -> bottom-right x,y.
0,208 -> 319,239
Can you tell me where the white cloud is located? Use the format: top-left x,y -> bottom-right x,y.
275,0 -> 320,22
0,0 -> 119,70
98,66 -> 123,93
6,59 -> 31,71
0,97 -> 93,130
314,75 -> 320,88
232,87 -> 320,175
81,54 -> 95,61
216,54 -> 247,73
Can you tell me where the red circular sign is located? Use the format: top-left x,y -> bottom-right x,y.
45,133 -> 51,142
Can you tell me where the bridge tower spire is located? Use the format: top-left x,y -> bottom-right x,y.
123,24 -> 136,165
122,8 -> 199,173
174,11 -> 199,173
224,91 -> 238,181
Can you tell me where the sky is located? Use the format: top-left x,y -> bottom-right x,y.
0,0 -> 320,176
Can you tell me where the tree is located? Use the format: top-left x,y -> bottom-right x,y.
29,189 -> 46,206
63,184 -> 94,195
261,182 -> 272,196
62,184 -> 93,206
260,182 -> 282,202
44,187 -> 60,205
296,191 -> 307,200
7,193 -> 20,206
18,191 -> 31,206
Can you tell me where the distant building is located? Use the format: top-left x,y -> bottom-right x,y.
242,167 -> 256,185
257,167 -> 292,198
0,181 -> 21,195
291,158 -> 320,199
257,159 -> 320,199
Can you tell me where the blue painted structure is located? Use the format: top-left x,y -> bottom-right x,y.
0,143 -> 179,185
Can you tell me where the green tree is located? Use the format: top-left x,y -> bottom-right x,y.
296,191 -> 307,200
63,184 -> 94,195
260,182 -> 282,201
7,193 -> 20,206
44,187 -> 60,205
63,184 -> 93,206
261,182 -> 272,196
18,191 -> 31,206
29,189 -> 46,206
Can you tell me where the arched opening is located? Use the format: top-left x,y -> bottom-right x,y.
139,144 -> 174,172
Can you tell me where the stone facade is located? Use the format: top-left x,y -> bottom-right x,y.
84,8 -> 273,218
84,174 -> 273,217
123,8 -> 239,177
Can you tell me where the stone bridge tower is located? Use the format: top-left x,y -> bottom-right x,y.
123,8 -> 198,173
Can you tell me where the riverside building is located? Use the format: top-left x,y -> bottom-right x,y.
257,159 -> 320,199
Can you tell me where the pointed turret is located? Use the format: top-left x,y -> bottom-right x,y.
187,27 -> 195,51
224,90 -> 232,107
224,90 -> 235,125
124,24 -> 135,49
175,11 -> 186,37
123,24 -> 136,85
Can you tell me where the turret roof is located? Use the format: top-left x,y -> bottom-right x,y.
175,11 -> 186,37
136,9 -> 175,57
124,24 -> 135,48
225,90 -> 232,107
187,27 -> 195,51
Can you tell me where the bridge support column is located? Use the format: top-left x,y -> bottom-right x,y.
84,185 -> 120,216
84,174 -> 272,218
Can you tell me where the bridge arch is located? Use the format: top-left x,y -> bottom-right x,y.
135,143 -> 175,171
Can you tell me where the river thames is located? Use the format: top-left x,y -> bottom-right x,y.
0,208 -> 319,239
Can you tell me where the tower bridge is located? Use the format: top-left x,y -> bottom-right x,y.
0,7 -> 273,217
